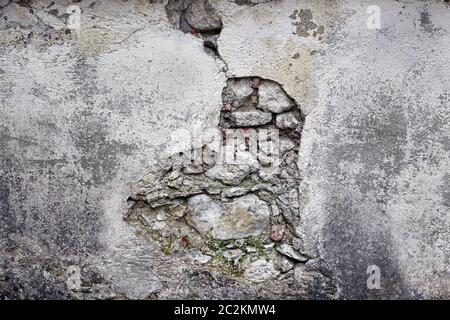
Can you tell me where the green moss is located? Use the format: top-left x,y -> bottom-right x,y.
243,235 -> 267,256
211,255 -> 244,276
161,236 -> 176,255
205,235 -> 271,276
205,238 -> 233,254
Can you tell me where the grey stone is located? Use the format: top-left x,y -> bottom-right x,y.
245,247 -> 257,253
138,214 -> 167,231
230,110 -> 272,127
0,0 -> 9,8
276,244 -> 308,262
258,137 -> 279,156
205,164 -> 253,185
223,249 -> 243,260
278,255 -> 294,273
186,194 -> 223,234
279,137 -> 296,155
225,78 -> 255,107
258,81 -> 293,113
151,220 -> 167,231
184,0 -> 222,32
167,170 -> 182,181
275,112 -> 300,129
212,194 -> 270,240
257,153 -> 274,166
188,251 -> 212,264
270,203 -> 280,216
183,164 -> 204,174
244,260 -> 280,283
169,202 -> 188,219
222,187 -> 249,197
206,188 -> 222,195
270,224 -> 285,241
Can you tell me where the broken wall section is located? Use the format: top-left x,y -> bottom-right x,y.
126,77 -> 336,295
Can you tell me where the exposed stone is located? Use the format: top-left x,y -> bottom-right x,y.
278,255 -> 294,273
165,0 -> 192,30
184,0 -> 223,32
188,251 -> 212,264
257,153 -> 274,166
223,249 -> 243,260
270,224 -> 286,241
138,213 -> 167,231
206,188 -> 222,195
230,110 -> 272,127
212,194 -> 270,240
258,81 -> 293,113
183,164 -> 204,174
270,203 -> 280,216
186,194 -> 223,234
277,188 -> 300,227
0,0 -> 9,9
244,260 -> 280,283
257,165 -> 280,182
275,112 -> 300,129
279,137 -> 296,155
258,131 -> 279,155
205,164 -> 253,185
152,220 -> 167,231
167,170 -> 182,181
222,187 -> 249,198
170,202 -> 188,219
156,212 -> 166,221
284,151 -> 297,166
224,78 -> 255,108
276,244 -> 308,262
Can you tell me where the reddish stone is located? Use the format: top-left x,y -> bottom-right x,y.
223,102 -> 232,111
270,224 -> 286,242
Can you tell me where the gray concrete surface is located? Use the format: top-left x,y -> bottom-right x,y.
0,0 -> 448,299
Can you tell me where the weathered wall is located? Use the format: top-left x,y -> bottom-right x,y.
0,0 -> 449,299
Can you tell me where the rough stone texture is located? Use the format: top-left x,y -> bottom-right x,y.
258,81 -> 294,113
276,244 -> 308,262
223,78 -> 255,108
230,110 -> 273,127
244,260 -> 280,283
212,194 -> 270,240
1,0 -> 449,300
205,163 -> 255,185
186,194 -> 223,234
184,0 -> 222,32
275,112 -> 300,130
